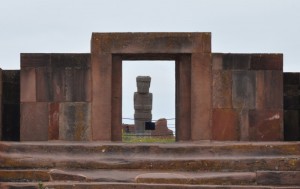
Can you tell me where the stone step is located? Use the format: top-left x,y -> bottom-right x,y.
1,141 -> 300,156
0,169 -> 300,186
1,182 -> 300,189
1,151 -> 299,171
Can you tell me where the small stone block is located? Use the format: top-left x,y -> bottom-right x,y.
223,54 -> 251,70
212,109 -> 239,140
249,110 -> 283,141
250,54 -> 283,70
20,102 -> 49,141
257,171 -> 300,185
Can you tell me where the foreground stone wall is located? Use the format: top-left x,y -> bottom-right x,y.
212,53 -> 283,141
20,54 -> 91,141
284,73 -> 300,140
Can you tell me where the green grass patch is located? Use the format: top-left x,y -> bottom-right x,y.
122,133 -> 175,143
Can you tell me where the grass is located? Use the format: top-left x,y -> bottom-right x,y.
122,133 -> 175,143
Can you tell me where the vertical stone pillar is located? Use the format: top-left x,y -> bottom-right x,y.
134,76 -> 152,134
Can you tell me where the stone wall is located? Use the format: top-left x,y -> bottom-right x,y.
1,70 -> 20,141
284,73 -> 300,141
212,53 -> 283,141
20,54 -> 91,141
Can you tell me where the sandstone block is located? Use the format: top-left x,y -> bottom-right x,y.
223,54 -> 251,70
284,73 -> 300,85
36,67 -> 53,102
249,110 -> 283,141
20,102 -> 49,141
20,68 -> 36,102
250,54 -> 283,70
212,53 -> 223,70
136,76 -> 151,93
212,109 -> 239,140
284,110 -> 300,141
51,53 -> 90,68
232,71 -> 256,109
21,53 -> 50,68
134,93 -> 152,110
212,70 -> 232,108
49,103 -> 59,140
59,102 -> 91,141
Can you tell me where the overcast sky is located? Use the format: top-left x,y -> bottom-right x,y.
1,0 -> 299,125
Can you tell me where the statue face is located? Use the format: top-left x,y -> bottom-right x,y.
136,76 -> 151,93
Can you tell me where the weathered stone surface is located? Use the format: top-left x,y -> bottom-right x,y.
111,55 -> 122,141
284,85 -> 299,96
0,170 -> 50,182
20,102 -> 49,141
49,103 -> 59,140
2,104 -> 20,141
263,71 -> 283,109
249,110 -> 283,141
92,33 -> 211,54
257,171 -> 300,185
91,53 -> 112,141
36,67 -> 53,102
212,70 -> 232,108
284,73 -> 300,85
284,96 -> 300,110
250,54 -> 283,70
52,67 -> 65,102
284,110 -> 300,141
223,54 -> 251,70
51,53 -> 90,68
59,102 -> 91,141
212,109 -> 239,140
191,53 -> 212,140
232,71 -> 256,109
176,55 -> 191,141
20,68 -> 36,102
49,169 -> 87,181
212,53 -> 223,70
21,53 -> 50,68
239,110 -> 249,141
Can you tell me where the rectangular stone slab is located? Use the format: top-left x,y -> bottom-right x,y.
250,54 -> 283,70
21,53 -> 50,68
59,102 -> 91,141
284,110 -> 300,141
213,70 -> 232,108
20,102 -> 49,141
222,54 -> 251,70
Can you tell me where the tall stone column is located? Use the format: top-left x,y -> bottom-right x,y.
134,76 -> 152,134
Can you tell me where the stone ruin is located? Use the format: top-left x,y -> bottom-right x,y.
134,76 -> 152,134
0,32 -> 299,142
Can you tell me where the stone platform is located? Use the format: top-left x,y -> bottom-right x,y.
0,141 -> 300,188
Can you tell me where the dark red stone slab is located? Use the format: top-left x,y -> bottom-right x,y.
212,70 -> 232,108
52,68 -> 66,102
249,110 -> 283,141
232,71 -> 256,109
250,54 -> 283,70
284,110 -> 300,141
239,110 -> 249,141
59,102 -> 91,141
49,103 -> 59,140
20,68 -> 36,102
20,102 -> 49,141
36,67 -> 53,102
51,54 -> 90,68
222,54 -> 251,70
21,53 -> 50,68
212,109 -> 239,140
263,71 -> 283,109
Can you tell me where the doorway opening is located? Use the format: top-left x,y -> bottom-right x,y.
122,60 -> 175,143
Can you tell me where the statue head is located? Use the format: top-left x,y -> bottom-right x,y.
136,76 -> 151,93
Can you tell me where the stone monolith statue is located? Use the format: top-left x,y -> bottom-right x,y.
134,76 -> 152,134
